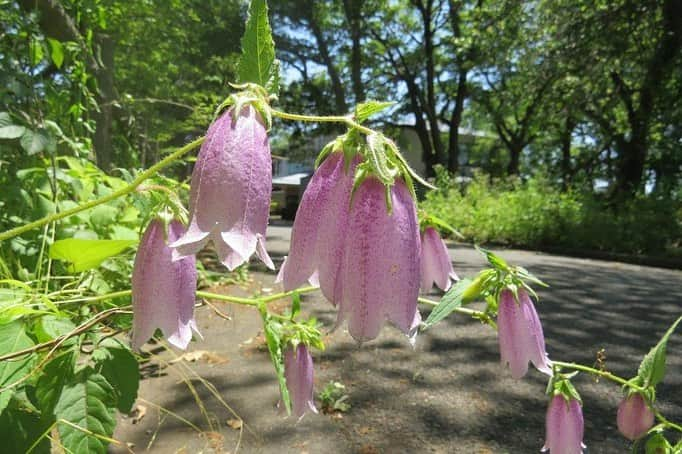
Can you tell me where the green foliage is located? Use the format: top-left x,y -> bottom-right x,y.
53,367 -> 118,454
49,239 -> 138,272
638,316 -> 682,388
318,381 -> 350,414
423,278 -> 472,328
238,0 -> 280,94
422,174 -> 682,257
0,321 -> 36,414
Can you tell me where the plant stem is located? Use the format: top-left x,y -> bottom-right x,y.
0,136 -> 205,242
196,286 -> 318,306
271,109 -> 374,135
551,360 -> 642,390
418,296 -> 497,329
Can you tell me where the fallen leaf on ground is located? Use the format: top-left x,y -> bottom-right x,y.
226,419 -> 243,430
170,350 -> 229,364
131,404 -> 147,424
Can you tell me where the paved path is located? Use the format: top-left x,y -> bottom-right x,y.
114,225 -> 682,453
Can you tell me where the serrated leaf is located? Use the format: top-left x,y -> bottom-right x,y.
261,312 -> 290,414
35,351 -> 76,417
424,278 -> 473,328
54,368 -> 117,454
94,339 -> 139,413
49,239 -> 137,272
0,125 -> 26,139
637,315 -> 682,388
0,321 -> 35,415
355,100 -> 396,123
238,0 -> 279,94
47,38 -> 64,68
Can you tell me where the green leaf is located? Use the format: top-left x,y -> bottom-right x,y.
645,433 -> 672,453
475,246 -> 510,271
0,321 -> 35,415
355,100 -> 396,123
238,0 -> 279,94
35,351 -> 76,417
89,205 -> 118,228
94,339 -> 139,413
0,397 -> 50,454
29,38 -> 44,66
54,368 -> 117,454
637,315 -> 682,388
47,38 -> 64,68
34,315 -> 76,345
0,125 -> 26,139
424,278 -> 473,328
20,129 -> 54,155
49,239 -> 137,272
260,308 -> 290,414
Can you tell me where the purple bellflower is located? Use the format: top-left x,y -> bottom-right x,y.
543,395 -> 585,454
283,343 -> 318,419
617,393 -> 654,441
171,106 -> 274,270
336,177 -> 421,342
277,151 -> 358,302
497,288 -> 552,379
132,219 -> 199,350
420,226 -> 458,292
278,152 -> 421,343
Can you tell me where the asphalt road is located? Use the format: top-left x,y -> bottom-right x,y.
113,224 -> 682,454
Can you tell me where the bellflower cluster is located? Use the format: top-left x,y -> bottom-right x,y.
171,106 -> 274,270
497,288 -> 552,379
543,395 -> 585,454
283,343 -> 318,419
420,226 -> 458,292
132,219 -> 199,350
279,150 -> 422,343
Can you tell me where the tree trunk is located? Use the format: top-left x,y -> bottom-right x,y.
93,34 -> 115,172
560,116 -> 575,190
507,142 -> 522,176
342,0 -> 364,103
447,68 -> 468,173
307,10 -> 348,114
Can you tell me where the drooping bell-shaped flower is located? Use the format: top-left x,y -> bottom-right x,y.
336,177 -> 421,342
171,106 -> 274,270
617,393 -> 654,441
132,219 -> 199,350
420,226 -> 458,292
542,395 -> 585,454
283,343 -> 318,419
497,288 -> 552,378
277,151 -> 358,302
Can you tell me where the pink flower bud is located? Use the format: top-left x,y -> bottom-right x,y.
497,289 -> 552,378
420,227 -> 458,292
283,343 -> 318,419
132,219 -> 199,350
171,106 -> 274,270
617,393 -> 654,440
543,395 -> 585,454
337,177 -> 421,342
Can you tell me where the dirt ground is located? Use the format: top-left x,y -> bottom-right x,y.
112,225 -> 682,454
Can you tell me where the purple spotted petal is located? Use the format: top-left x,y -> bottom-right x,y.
420,227 -> 457,292
283,343 -> 318,419
498,289 -> 552,379
171,106 -> 273,270
278,151 -> 358,305
132,219 -> 198,350
338,178 -> 421,342
617,393 -> 654,440
542,395 -> 585,454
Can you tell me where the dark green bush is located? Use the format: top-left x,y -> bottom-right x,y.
422,174 -> 681,257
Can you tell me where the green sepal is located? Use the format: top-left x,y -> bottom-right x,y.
418,211 -> 464,239
645,432 -> 672,453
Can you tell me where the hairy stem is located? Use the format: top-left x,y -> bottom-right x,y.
271,109 -> 374,135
